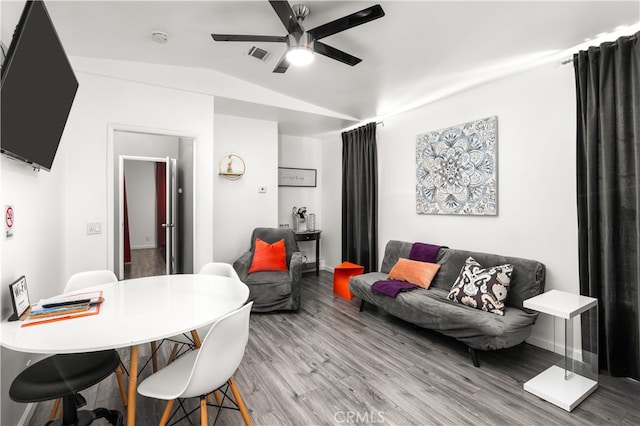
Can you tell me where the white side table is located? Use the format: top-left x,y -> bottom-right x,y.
523,289 -> 598,411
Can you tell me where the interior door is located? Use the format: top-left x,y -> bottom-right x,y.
163,157 -> 178,274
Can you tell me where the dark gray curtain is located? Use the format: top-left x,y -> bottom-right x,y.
575,32 -> 640,380
342,122 -> 378,273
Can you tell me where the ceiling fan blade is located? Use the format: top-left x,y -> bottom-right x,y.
269,0 -> 303,34
313,41 -> 362,66
308,4 -> 385,40
211,34 -> 287,43
272,53 -> 290,73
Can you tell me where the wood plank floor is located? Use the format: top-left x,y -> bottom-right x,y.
29,271 -> 640,425
124,248 -> 166,280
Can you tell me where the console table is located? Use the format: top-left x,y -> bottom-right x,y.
523,290 -> 598,411
295,230 -> 321,275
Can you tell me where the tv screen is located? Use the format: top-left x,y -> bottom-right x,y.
1,0 -> 78,171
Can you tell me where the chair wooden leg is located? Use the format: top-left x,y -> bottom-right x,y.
191,330 -> 202,348
49,397 -> 61,420
200,396 -> 208,426
213,390 -> 223,405
159,399 -> 175,426
167,343 -> 179,365
127,345 -> 139,426
228,377 -> 251,426
115,364 -> 128,406
150,341 -> 158,372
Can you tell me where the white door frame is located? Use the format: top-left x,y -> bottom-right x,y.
107,123 -> 197,278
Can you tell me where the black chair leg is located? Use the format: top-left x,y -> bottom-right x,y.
74,393 -> 87,408
359,300 -> 366,312
61,394 -> 79,425
93,408 -> 124,426
468,347 -> 480,367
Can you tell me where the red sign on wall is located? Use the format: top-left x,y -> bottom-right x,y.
5,205 -> 14,239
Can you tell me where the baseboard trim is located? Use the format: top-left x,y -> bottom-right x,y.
526,335 -> 554,352
526,335 -> 583,359
131,244 -> 157,250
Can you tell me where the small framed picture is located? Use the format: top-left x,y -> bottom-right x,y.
278,167 -> 317,187
8,276 -> 30,321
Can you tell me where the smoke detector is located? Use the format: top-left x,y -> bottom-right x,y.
151,31 -> 169,44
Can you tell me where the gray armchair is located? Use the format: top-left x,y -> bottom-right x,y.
233,227 -> 303,312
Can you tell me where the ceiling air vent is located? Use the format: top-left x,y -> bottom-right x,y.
248,46 -> 271,61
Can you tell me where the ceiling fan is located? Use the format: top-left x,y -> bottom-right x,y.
211,0 -> 385,73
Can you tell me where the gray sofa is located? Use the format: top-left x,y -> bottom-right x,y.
349,240 -> 546,366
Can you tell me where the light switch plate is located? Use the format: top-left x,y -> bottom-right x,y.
87,222 -> 102,235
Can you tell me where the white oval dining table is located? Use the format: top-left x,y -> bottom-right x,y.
0,274 -> 250,426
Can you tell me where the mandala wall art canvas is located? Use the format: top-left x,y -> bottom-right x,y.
416,116 -> 497,216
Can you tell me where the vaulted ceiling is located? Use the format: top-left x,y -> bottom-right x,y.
2,1 -> 639,136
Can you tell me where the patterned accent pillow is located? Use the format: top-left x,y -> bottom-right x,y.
447,257 -> 513,315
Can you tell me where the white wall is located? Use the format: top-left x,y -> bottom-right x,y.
124,161 -> 157,249
212,114 -> 279,263
278,135 -> 324,266
1,5 -> 67,423
321,62 -> 578,351
1,68 -> 216,425
320,133 -> 343,272
62,72 -> 215,279
0,159 -> 66,426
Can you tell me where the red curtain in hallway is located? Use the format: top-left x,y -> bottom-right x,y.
123,178 -> 131,263
156,162 -> 166,248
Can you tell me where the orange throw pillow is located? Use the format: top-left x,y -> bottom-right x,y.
248,238 -> 288,273
388,258 -> 441,289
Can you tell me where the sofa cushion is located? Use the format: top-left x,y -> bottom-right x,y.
243,272 -> 293,311
380,241 -> 413,273
349,272 -> 539,350
430,248 -> 545,312
446,257 -> 513,315
249,238 -> 288,273
388,258 -> 441,289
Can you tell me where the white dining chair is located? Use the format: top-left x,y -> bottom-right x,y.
198,262 -> 241,279
50,270 -> 128,420
138,302 -> 253,426
65,269 -> 120,293
161,263 -> 242,364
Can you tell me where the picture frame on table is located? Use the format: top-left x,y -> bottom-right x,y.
278,167 -> 317,187
8,275 -> 30,321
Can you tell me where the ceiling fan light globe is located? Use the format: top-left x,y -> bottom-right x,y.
286,47 -> 314,66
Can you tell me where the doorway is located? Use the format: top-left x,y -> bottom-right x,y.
121,157 -> 176,279
110,128 -> 195,280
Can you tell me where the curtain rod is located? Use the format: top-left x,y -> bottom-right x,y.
561,57 -> 574,65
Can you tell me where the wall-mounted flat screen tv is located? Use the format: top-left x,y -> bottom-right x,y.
1,0 -> 78,171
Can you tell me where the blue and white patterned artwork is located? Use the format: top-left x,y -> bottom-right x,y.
416,116 -> 497,216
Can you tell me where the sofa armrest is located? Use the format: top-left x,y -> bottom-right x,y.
289,251 -> 303,280
233,251 -> 252,280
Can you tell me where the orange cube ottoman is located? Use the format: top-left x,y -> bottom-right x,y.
333,261 -> 364,300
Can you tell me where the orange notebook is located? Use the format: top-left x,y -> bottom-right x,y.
21,291 -> 103,327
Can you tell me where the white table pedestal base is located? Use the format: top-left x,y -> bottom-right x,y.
524,365 -> 598,411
